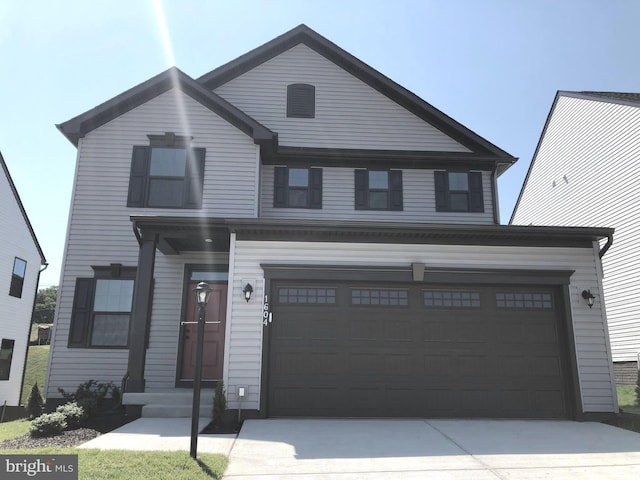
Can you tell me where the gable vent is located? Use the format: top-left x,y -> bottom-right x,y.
287,83 -> 315,118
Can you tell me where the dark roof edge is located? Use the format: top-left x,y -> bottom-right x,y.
559,91 -> 640,108
0,151 -> 47,264
198,24 -> 517,163
132,215 -> 612,242
509,91 -> 562,224
57,67 -> 274,147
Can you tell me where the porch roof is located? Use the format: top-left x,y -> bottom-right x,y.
131,215 -> 614,256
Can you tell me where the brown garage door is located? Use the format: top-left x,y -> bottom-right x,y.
267,281 -> 570,418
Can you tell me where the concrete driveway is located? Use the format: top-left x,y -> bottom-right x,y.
224,419 -> 640,479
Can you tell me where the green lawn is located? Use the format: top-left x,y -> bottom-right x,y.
617,385 -> 640,414
0,449 -> 227,479
0,419 -> 30,441
21,344 -> 50,405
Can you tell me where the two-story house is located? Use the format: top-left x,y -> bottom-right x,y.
0,151 -> 46,418
46,25 -> 617,419
511,91 -> 640,384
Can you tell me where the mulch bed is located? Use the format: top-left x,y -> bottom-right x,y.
603,412 -> 640,434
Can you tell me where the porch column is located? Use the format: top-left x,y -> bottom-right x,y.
126,230 -> 158,395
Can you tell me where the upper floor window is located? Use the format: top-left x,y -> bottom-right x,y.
287,84 -> 315,118
0,339 -> 15,380
434,171 -> 484,212
127,133 -> 205,209
354,169 -> 403,211
68,264 -> 136,348
274,167 -> 322,209
9,257 -> 26,298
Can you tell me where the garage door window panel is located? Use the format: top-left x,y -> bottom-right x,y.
351,289 -> 408,306
423,290 -> 481,308
496,292 -> 553,309
277,287 -> 336,305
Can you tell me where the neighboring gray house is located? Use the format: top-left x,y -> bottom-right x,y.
511,91 -> 640,384
0,151 -> 46,416
46,25 -> 617,419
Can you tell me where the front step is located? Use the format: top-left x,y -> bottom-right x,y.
123,389 -> 215,418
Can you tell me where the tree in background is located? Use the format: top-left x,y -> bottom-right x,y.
32,286 -> 57,324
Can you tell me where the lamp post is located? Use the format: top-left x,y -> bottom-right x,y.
190,281 -> 212,459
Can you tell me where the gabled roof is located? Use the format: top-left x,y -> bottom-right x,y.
197,24 -> 517,170
57,67 -> 275,147
0,151 -> 47,264
509,90 -> 640,224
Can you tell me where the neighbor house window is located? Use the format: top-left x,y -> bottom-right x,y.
68,265 -> 136,348
354,169 -> 403,210
127,134 -> 205,209
287,83 -> 315,118
434,171 -> 484,212
273,167 -> 322,208
0,339 -> 15,380
9,257 -> 26,298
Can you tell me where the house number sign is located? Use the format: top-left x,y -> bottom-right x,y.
263,295 -> 272,326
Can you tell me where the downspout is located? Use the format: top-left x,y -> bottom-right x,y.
491,164 -> 500,224
599,232 -> 613,258
18,262 -> 49,407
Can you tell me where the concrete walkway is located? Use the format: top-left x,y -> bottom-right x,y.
79,417 -> 236,455
78,417 -> 640,479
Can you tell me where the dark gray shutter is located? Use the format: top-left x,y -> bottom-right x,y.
274,167 -> 288,207
68,278 -> 94,347
127,146 -> 150,207
469,171 -> 484,212
287,84 -> 315,118
354,169 -> 368,210
185,148 -> 205,209
389,170 -> 403,211
434,171 -> 448,212
309,168 -> 322,209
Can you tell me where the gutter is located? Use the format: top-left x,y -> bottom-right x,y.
599,232 -> 614,258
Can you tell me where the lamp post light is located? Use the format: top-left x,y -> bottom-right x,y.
190,281 -> 212,459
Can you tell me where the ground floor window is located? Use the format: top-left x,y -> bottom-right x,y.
0,339 -> 15,380
68,265 -> 136,348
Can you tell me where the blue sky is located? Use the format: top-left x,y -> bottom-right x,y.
1,0 -> 639,289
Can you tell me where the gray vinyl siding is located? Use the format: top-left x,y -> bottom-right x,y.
226,240 -> 616,413
214,44 -> 471,152
46,89 -> 259,398
512,94 -> 640,362
261,165 -> 494,224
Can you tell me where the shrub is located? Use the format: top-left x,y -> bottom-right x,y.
30,412 -> 67,438
636,368 -> 640,406
56,402 -> 87,429
26,383 -> 44,419
58,380 -> 117,417
213,381 -> 227,427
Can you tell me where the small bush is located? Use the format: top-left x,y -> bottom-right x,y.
58,380 -> 117,417
56,402 -> 87,429
213,381 -> 227,427
30,412 -> 67,438
26,383 -> 44,419
636,369 -> 640,406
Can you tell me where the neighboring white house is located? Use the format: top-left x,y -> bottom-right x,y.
511,91 -> 640,384
0,151 -> 47,415
46,26 -> 617,420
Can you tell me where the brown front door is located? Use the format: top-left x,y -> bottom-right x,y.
180,283 -> 227,380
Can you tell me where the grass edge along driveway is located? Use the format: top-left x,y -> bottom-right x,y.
0,448 -> 228,480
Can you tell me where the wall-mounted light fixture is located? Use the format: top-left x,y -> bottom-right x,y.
243,283 -> 253,302
581,289 -> 595,308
